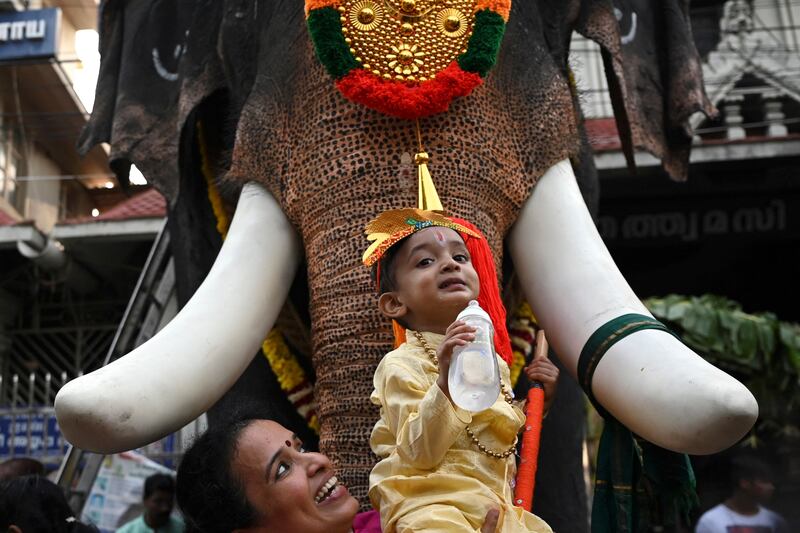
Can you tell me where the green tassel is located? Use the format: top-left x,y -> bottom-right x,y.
307,8 -> 359,79
457,10 -> 506,77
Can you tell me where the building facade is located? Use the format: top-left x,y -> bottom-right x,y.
0,0 -> 164,468
574,0 -> 800,526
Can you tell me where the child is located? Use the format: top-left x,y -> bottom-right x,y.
364,209 -> 559,533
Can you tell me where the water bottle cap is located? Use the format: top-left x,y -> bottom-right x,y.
456,300 -> 492,324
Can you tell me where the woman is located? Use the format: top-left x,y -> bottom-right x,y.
176,418 -> 501,532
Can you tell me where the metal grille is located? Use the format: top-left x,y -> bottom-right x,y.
1,326 -> 115,405
0,371 -> 203,470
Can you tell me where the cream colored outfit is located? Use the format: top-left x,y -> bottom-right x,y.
369,331 -> 552,533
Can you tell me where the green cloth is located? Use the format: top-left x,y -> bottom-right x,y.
592,418 -> 698,532
579,314 -> 699,533
115,515 -> 184,533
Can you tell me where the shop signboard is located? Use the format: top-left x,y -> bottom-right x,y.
0,8 -> 60,61
598,195 -> 796,247
0,412 -> 66,458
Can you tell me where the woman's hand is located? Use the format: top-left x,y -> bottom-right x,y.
480,508 -> 500,533
435,320 -> 476,401
523,333 -> 560,412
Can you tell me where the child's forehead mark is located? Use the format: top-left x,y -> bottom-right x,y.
433,229 -> 447,245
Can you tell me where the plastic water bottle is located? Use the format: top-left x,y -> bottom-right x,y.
448,300 -> 501,412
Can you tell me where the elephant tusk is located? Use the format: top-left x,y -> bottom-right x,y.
509,160 -> 758,455
55,182 -> 302,453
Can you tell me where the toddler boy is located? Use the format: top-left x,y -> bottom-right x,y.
365,209 -> 558,532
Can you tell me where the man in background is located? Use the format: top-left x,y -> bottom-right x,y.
116,473 -> 184,533
695,455 -> 788,533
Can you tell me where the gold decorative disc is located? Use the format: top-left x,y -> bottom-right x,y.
341,0 -> 476,82
349,0 -> 384,31
436,8 -> 468,38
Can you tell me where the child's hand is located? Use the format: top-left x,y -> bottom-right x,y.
480,508 -> 500,533
523,332 -> 559,412
436,320 -> 476,401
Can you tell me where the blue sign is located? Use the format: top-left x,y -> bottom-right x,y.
0,413 -> 67,458
0,8 -> 61,62
0,411 -> 178,468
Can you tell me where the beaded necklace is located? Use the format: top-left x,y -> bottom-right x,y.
413,331 -> 517,459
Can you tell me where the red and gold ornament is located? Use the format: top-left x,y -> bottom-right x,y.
307,0 -> 511,119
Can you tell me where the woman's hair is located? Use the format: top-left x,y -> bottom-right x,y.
176,417 -> 259,533
0,457 -> 45,479
0,475 -> 98,533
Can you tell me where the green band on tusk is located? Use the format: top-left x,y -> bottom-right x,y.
578,313 -> 679,418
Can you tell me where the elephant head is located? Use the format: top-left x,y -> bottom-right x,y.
56,0 -> 756,512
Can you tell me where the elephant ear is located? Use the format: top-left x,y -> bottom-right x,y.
576,0 -> 716,181
77,0 -> 243,204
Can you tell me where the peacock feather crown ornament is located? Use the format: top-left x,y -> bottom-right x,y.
306,0 -> 511,119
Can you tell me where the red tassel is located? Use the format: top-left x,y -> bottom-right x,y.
448,217 -> 513,365
392,320 -> 407,349
336,63 -> 483,120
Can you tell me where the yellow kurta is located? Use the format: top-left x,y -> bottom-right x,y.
369,331 -> 552,533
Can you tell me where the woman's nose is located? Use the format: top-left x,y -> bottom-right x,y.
305,452 -> 331,476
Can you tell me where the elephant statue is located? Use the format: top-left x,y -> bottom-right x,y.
55,0 -> 757,528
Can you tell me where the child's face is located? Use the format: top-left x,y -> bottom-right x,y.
380,227 -> 480,333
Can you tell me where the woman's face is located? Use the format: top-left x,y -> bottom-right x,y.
231,420 -> 359,533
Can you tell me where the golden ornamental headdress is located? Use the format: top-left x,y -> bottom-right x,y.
362,208 -> 480,266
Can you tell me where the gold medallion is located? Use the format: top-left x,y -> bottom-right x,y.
339,0 -> 476,82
